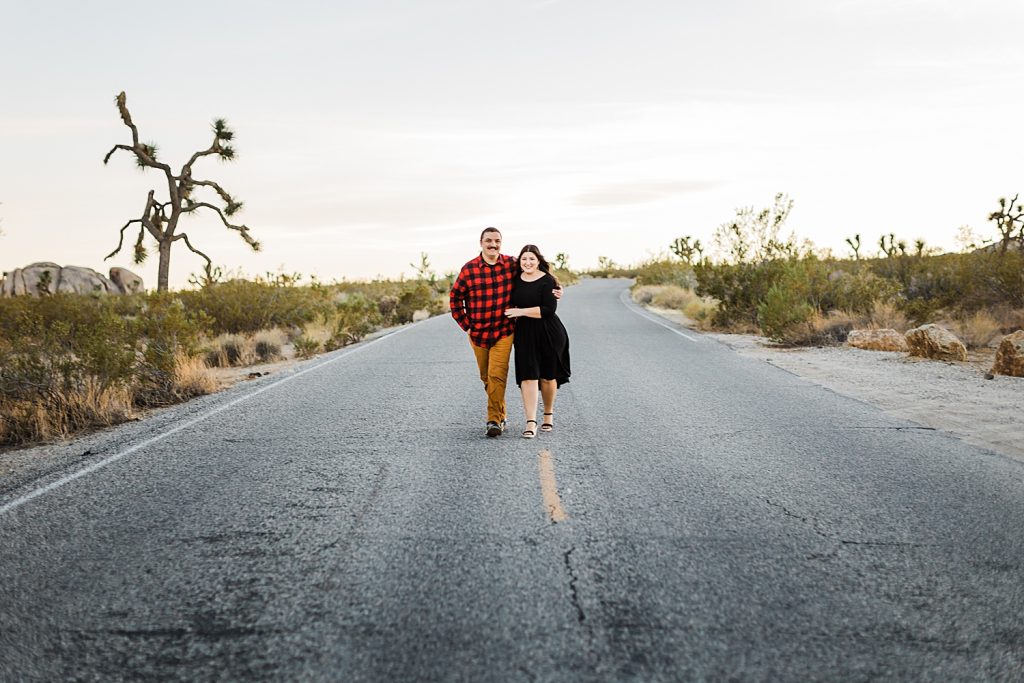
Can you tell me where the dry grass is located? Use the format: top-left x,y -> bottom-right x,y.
945,311 -> 1003,349
986,306 -> 1024,335
0,380 -> 135,448
633,285 -> 718,329
301,319 -> 334,347
252,329 -> 286,363
867,300 -> 910,331
204,333 -> 256,368
172,352 -> 217,397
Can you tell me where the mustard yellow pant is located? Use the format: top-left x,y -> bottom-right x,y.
470,334 -> 514,424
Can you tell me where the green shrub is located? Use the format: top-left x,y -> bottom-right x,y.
633,258 -> 694,288
293,336 -> 321,359
326,294 -> 380,349
757,283 -> 815,343
179,279 -> 331,334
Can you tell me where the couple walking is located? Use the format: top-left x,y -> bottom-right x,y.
449,227 -> 572,439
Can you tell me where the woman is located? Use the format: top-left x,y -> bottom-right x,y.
504,244 -> 571,438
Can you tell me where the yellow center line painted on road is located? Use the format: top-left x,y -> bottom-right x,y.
538,448 -> 568,523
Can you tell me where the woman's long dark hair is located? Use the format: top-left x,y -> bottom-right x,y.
518,244 -> 560,288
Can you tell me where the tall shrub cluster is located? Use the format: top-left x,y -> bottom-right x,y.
0,294 -> 207,445
683,194 -> 1024,344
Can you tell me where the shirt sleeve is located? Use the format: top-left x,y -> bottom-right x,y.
540,277 -> 558,318
449,267 -> 472,332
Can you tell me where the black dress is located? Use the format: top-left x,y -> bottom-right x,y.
510,273 -> 571,387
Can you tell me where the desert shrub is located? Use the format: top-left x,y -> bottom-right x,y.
204,334 -> 254,368
180,279 -> 331,334
633,258 -> 694,288
293,336 -> 321,359
0,293 -> 209,445
171,352 -> 217,397
132,294 -> 209,405
0,296 -> 138,399
651,286 -> 697,311
253,329 -> 286,362
683,297 -> 717,327
326,294 -> 380,349
550,268 -> 579,287
395,282 -> 437,323
757,282 -> 815,343
803,311 -> 857,346
819,268 -> 900,314
695,258 -> 792,328
632,286 -> 658,305
377,295 -> 400,323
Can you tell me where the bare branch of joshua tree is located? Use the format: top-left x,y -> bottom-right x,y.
104,92 -> 258,291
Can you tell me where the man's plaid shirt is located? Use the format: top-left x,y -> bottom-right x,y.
449,253 -> 519,347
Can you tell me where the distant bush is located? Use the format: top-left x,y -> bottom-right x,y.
178,278 -> 331,335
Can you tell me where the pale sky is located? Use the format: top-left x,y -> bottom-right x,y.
2,0 -> 1023,288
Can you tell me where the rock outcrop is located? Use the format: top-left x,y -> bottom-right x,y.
991,330 -> 1024,377
1,263 -> 144,297
109,267 -> 145,294
847,328 -> 909,352
905,323 -> 967,362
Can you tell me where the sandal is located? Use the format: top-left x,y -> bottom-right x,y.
522,419 -> 537,439
540,413 -> 554,432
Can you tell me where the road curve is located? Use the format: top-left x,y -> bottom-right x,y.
2,278 -> 1023,681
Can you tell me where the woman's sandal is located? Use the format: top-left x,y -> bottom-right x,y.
540,413 -> 554,432
522,419 -> 537,439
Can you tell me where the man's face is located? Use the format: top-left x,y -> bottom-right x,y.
480,231 -> 502,258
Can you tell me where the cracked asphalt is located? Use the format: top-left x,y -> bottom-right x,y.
2,278 -> 1024,681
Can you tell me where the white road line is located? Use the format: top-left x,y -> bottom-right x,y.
0,324 -> 415,517
619,290 -> 699,343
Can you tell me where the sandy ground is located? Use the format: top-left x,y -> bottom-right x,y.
648,305 -> 1024,462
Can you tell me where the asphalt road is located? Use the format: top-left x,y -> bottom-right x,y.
2,278 -> 1023,682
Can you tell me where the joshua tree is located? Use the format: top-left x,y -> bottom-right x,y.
554,252 -> 570,271
104,92 -> 259,291
670,235 -> 703,265
844,233 -> 861,260
914,238 -> 926,257
879,233 -> 899,258
987,194 -> 1023,253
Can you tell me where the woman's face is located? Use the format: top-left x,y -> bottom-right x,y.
519,251 -> 539,273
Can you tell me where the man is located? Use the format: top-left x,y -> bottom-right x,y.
449,227 -> 560,437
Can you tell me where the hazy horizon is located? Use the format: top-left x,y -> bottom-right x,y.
3,0 -> 1022,288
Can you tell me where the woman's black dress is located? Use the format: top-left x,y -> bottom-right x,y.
510,273 -> 571,387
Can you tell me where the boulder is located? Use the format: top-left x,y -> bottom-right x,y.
905,323 -> 967,362
109,267 -> 144,294
412,309 -> 431,323
847,328 -> 909,352
0,262 -> 122,297
991,330 -> 1024,377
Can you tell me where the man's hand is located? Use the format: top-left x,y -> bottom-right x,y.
553,287 -> 563,300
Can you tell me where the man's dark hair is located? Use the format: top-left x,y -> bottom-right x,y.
480,227 -> 502,241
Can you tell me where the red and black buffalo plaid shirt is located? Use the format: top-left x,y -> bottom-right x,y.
449,253 -> 519,347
